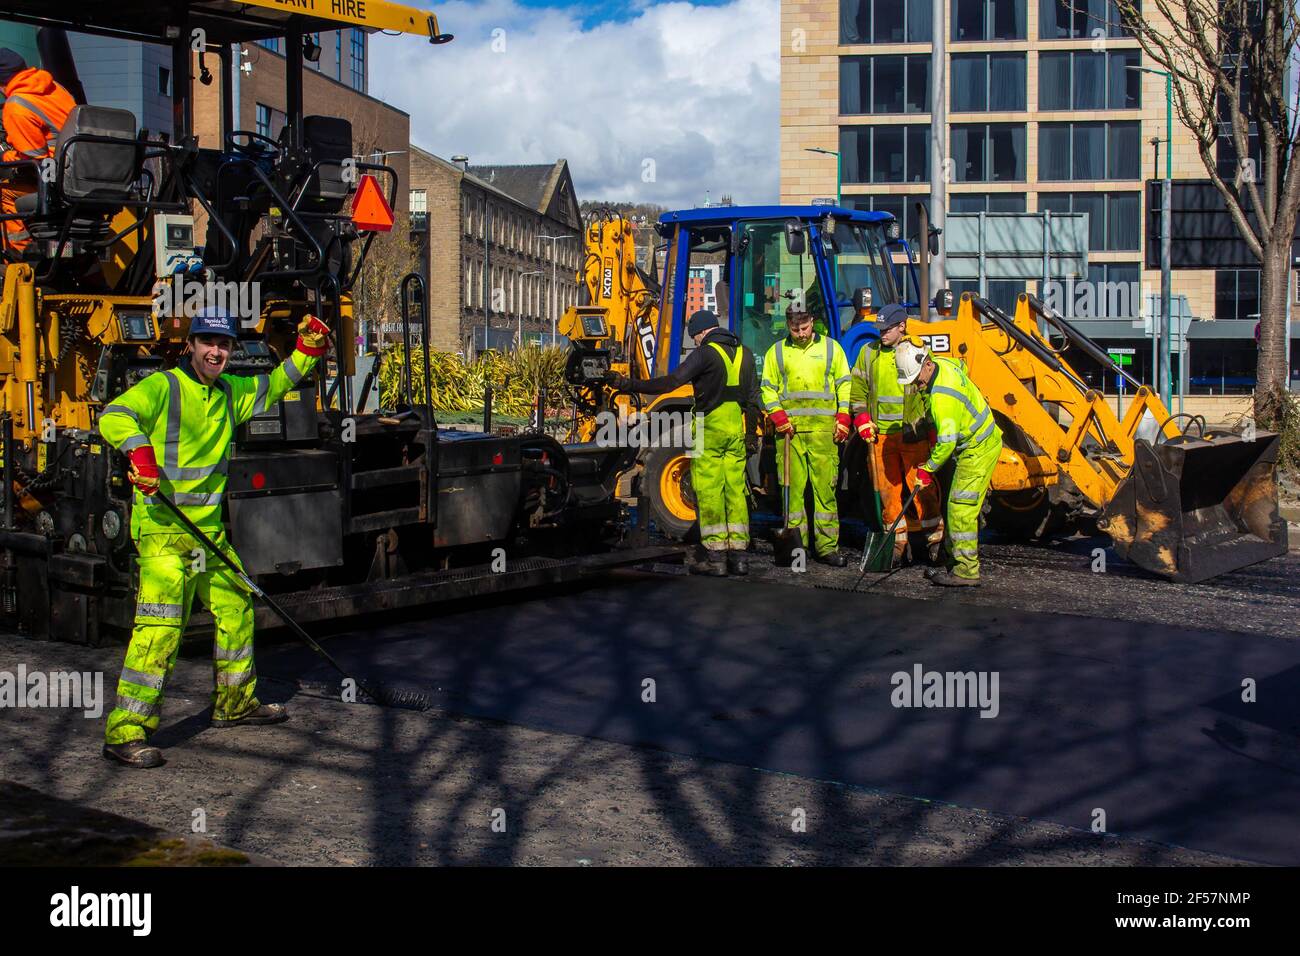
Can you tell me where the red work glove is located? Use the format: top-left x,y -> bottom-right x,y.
913,466 -> 935,491
769,409 -> 794,435
854,412 -> 878,443
296,315 -> 331,357
126,446 -> 161,496
834,412 -> 851,443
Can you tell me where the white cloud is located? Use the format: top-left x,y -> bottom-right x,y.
370,0 -> 779,209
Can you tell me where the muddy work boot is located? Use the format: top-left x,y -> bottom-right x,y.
102,739 -> 165,769
210,702 -> 290,729
690,552 -> 729,577
928,570 -> 980,588
726,552 -> 749,576
818,550 -> 848,568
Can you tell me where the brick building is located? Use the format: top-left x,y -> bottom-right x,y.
781,0 -> 1299,393
408,147 -> 583,355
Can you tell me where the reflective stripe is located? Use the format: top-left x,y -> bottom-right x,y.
877,398 -> 905,407
783,389 -> 834,400
171,491 -> 224,506
137,601 -> 183,620
113,694 -> 160,718
284,352 -> 307,386
877,412 -> 905,421
20,146 -> 46,158
118,433 -> 151,452
119,667 -> 165,691
962,418 -> 997,449
813,511 -> 838,522
700,523 -> 730,536
774,341 -> 785,384
250,374 -> 271,416
786,407 -> 837,417
762,400 -> 781,411
6,94 -> 61,137
702,540 -> 729,551
162,458 -> 228,481
215,668 -> 255,687
952,490 -> 981,502
102,403 -> 140,423
932,385 -> 980,420
949,531 -> 980,540
164,372 -> 182,471
7,228 -> 30,240
851,368 -> 869,380
919,517 -> 942,529
725,523 -> 749,534
936,433 -> 960,443
214,643 -> 254,662
834,374 -> 851,386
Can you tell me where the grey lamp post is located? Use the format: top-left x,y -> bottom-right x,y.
539,234 -> 576,345
804,147 -> 841,207
517,271 -> 544,346
1127,65 -> 1175,409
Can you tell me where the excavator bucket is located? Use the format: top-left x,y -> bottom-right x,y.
1099,433 -> 1288,584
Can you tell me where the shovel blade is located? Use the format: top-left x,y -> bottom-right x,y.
773,528 -> 803,568
860,531 -> 896,572
1099,432 -> 1287,583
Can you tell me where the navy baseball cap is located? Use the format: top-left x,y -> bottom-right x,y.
874,303 -> 909,332
189,306 -> 238,339
0,50 -> 26,87
687,309 -> 719,336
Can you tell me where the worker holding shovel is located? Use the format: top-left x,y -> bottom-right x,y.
761,305 -> 852,567
96,306 -> 330,768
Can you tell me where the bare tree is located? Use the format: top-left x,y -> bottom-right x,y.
1112,0 -> 1299,421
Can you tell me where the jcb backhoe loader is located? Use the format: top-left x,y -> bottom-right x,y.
0,2 -> 666,645
557,203 -> 1286,583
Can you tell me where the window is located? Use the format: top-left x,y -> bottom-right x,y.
350,28 -> 365,92
1039,0 -> 1135,39
841,125 -> 930,183
1039,122 -> 1139,180
840,0 -> 933,44
158,67 -> 170,96
840,55 -> 931,115
255,103 -> 272,139
852,196 -> 931,244
1215,269 -> 1260,321
1039,51 -> 1140,110
1039,191 -> 1140,250
950,53 -> 1026,111
949,193 -> 1027,212
335,31 -> 342,81
257,37 -> 281,54
951,278 -> 1024,314
1036,264 -> 1140,321
951,124 -> 1026,182
952,0 -> 1026,41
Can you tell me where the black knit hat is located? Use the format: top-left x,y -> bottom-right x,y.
687,309 -> 719,336
0,49 -> 27,87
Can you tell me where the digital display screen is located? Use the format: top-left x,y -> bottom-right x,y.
239,340 -> 270,357
580,314 -> 608,337
166,223 -> 193,247
117,312 -> 154,342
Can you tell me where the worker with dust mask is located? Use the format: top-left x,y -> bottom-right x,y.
762,304 -> 852,567
895,339 -> 1003,586
850,303 -> 945,567
96,307 -> 331,768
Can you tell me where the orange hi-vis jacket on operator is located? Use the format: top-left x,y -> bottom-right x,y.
1,66 -> 76,254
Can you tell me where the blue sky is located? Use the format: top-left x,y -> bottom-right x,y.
371,0 -> 780,208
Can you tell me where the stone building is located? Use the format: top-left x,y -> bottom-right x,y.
408,147 -> 583,355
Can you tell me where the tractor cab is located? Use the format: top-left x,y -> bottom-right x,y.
651,206 -> 900,378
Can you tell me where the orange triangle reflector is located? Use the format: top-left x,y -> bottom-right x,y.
352,174 -> 394,232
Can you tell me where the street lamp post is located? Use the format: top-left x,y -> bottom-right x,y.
1128,65 -> 1175,409
539,234 -> 576,345
804,147 -> 841,207
517,270 -> 544,347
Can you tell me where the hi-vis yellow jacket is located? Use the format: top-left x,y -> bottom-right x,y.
98,349 -> 318,538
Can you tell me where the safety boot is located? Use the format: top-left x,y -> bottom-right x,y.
726,552 -> 749,576
928,571 -> 980,588
210,702 -> 290,729
690,553 -> 728,577
102,739 -> 165,769
818,550 -> 848,568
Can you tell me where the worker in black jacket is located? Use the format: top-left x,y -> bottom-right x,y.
610,309 -> 761,575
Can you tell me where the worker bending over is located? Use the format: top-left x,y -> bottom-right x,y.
0,49 -> 75,257
850,303 -> 944,567
97,307 -> 331,768
610,309 -> 761,576
895,340 -> 1002,587
762,306 -> 852,567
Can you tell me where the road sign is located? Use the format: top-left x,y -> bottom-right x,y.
351,174 -> 394,232
1109,348 -> 1135,367
810,198 -> 836,206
